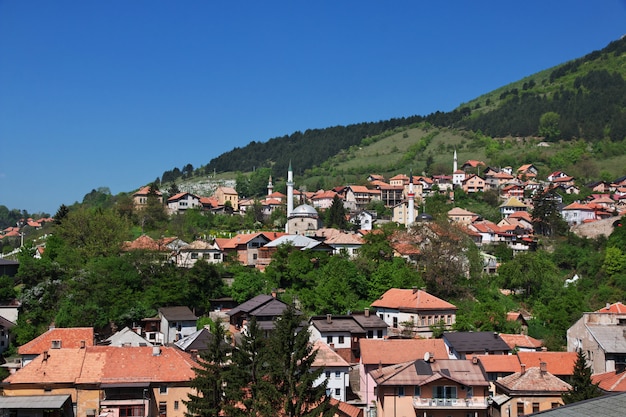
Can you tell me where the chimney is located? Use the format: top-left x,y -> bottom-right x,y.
152,346 -> 161,356
271,289 -> 277,298
43,351 -> 49,361
520,364 -> 526,374
80,340 -> 86,349
472,356 -> 478,364
607,302 -> 611,310
412,286 -> 418,294
493,332 -> 498,338
378,360 -> 382,371
190,349 -> 198,361
365,308 -> 370,317
540,361 -> 547,374
327,314 -> 332,323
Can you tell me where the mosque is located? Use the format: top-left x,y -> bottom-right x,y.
284,162 -> 322,235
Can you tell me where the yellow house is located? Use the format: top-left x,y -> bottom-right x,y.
213,186 -> 239,211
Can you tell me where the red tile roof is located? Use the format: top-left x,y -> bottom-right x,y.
371,288 -> 457,311
473,354 -> 522,373
499,334 -> 542,350
592,370 -> 626,392
18,328 -> 94,355
516,351 -> 578,376
495,366 -> 572,393
596,302 -> 626,314
360,339 -> 448,365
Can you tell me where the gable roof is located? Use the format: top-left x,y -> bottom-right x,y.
18,327 -> 94,355
498,334 -> 542,350
516,351 -> 578,376
494,366 -> 571,393
586,325 -> 626,353
105,327 -> 153,347
370,288 -> 457,311
360,338 -> 448,365
593,370 -> 626,392
312,340 -> 350,368
596,302 -> 626,314
473,354 -> 522,374
442,331 -> 511,354
370,358 -> 489,388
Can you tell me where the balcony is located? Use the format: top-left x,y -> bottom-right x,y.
413,397 -> 489,409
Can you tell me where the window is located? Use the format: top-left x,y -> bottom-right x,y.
191,252 -> 198,259
159,385 -> 168,394
551,402 -> 560,409
335,371 -> 341,378
532,403 -> 540,413
173,402 -> 178,411
213,253 -> 221,260
335,388 -> 341,396
434,386 -> 457,399
377,330 -> 383,338
159,402 -> 167,417
397,386 -> 405,397
367,330 -> 374,338
325,371 -> 331,378
338,336 -> 344,344
252,253 -> 258,260
326,336 -> 333,344
413,386 -> 421,397
517,402 -> 525,416
393,317 -> 398,328
119,406 -> 144,417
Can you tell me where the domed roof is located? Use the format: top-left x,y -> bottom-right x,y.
291,204 -> 318,217
416,212 -> 433,222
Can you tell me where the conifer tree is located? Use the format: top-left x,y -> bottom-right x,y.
562,349 -> 602,404
184,319 -> 231,417
262,306 -> 337,417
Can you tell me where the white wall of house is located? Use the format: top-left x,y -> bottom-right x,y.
313,366 -> 350,402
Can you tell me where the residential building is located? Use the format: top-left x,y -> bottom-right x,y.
2,346 -> 196,417
167,192 -> 201,214
217,232 -> 282,267
516,391 -> 626,417
370,288 -> 457,338
561,202 -> 597,225
359,338 -> 448,408
213,186 -> 239,210
227,294 -> 298,337
175,240 -> 223,267
311,341 -> 351,402
499,334 -> 542,352
370,358 -> 490,417
18,327 -> 95,366
105,327 -> 152,347
309,310 -> 387,364
447,207 -> 479,225
492,364 -> 571,417
324,232 -> 364,258
142,307 -> 198,345
566,302 -> 626,374
462,174 -> 487,193
499,197 -> 528,217
133,185 -> 163,208
442,332 -> 511,359
344,185 -> 380,211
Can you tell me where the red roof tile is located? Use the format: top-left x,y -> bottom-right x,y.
596,302 -> 626,314
360,339 -> 448,365
18,328 -> 94,355
592,370 -> 626,392
516,351 -> 577,376
371,288 -> 457,311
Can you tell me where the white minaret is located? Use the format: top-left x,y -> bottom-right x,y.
407,170 -> 415,227
267,175 -> 273,196
287,162 -> 294,218
453,148 -> 458,173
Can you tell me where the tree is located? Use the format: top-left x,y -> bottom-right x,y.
539,111 -> 561,141
185,318 -> 231,417
531,187 -> 568,237
325,195 -> 348,229
262,306 -> 336,417
562,349 -> 602,404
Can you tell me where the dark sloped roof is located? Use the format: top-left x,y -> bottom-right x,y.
443,331 -> 511,353
158,306 -> 197,321
227,294 -> 275,316
310,316 -> 365,334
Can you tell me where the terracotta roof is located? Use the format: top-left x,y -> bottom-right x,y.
348,185 -> 379,194
499,334 -> 542,350
596,302 -> 626,314
330,399 -> 363,417
473,354 -> 522,373
516,351 -> 577,376
448,207 -> 478,217
216,186 -> 238,195
325,233 -> 364,245
371,288 -> 457,311
593,370 -> 626,392
360,339 -> 448,365
312,341 -> 350,368
495,366 -> 571,393
18,327 -> 94,355
371,358 -> 489,388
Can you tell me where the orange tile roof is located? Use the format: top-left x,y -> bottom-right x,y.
592,370 -> 626,392
348,185 -> 378,194
516,351 -> 577,376
371,288 -> 457,311
312,341 -> 350,368
596,302 -> 626,314
360,339 -> 448,365
18,328 -> 94,355
499,334 -> 542,350
473,354 -> 522,373
7,346 -> 195,385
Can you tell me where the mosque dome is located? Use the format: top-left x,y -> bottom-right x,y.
416,212 -> 433,222
290,204 -> 318,217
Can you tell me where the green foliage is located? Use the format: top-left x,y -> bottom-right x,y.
324,195 -> 348,229
539,111 -> 561,140
498,250 -> 561,298
562,350 -> 602,404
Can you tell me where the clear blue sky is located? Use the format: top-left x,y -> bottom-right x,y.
1,1 -> 625,215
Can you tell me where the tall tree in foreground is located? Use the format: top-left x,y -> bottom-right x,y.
562,349 -> 602,404
263,306 -> 337,417
185,319 -> 231,417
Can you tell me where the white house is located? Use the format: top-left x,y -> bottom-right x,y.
311,341 -> 351,402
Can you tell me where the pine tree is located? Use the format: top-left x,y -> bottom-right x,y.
562,349 -> 602,404
262,306 -> 337,417
184,319 -> 231,417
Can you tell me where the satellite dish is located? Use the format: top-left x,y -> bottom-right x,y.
423,352 -> 430,361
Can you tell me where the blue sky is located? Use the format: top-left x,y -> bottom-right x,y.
1,1 -> 625,215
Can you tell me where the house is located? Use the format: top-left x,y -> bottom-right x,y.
175,239 -> 223,267
133,185 -> 163,208
447,207 -> 480,225
344,185 -> 380,211
516,351 -> 578,382
505,311 -> 530,334
311,190 -> 340,210
462,174 -> 487,193
370,288 -> 457,338
499,197 -> 528,217
311,341 -> 351,402
0,315 -> 15,355
0,259 -> 20,278
561,202 -> 597,225
213,186 -> 239,210
442,331 -> 511,359
18,327 -> 95,366
105,327 -> 153,347
517,164 -> 538,179
391,201 -> 418,226
323,232 -> 364,258
218,232 -> 283,267
349,210 -> 375,231
592,369 -> 626,392
370,358 -> 490,417
499,334 -> 542,352
309,309 -> 387,364
474,354 -> 522,394
358,338 -> 448,407
518,391 -> 626,416
566,302 -> 626,374
376,183 -> 405,208
142,307 -> 198,345
257,234 -> 333,266
2,345 -> 196,417
492,364 -> 571,417
167,192 -> 201,214
227,294 -> 298,336
174,327 -> 221,354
